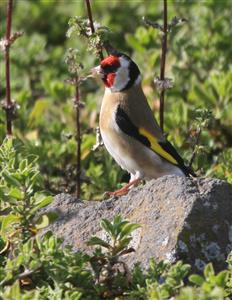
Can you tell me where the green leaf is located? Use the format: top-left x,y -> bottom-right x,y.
119,223 -> 141,239
204,263 -> 215,278
87,236 -> 111,249
34,212 -> 58,230
2,171 -> 21,187
1,214 -> 21,231
19,159 -> 28,172
30,195 -> 53,214
113,215 -> 123,226
215,270 -> 229,287
34,214 -> 49,230
3,281 -> 21,299
115,221 -> 129,236
114,237 -> 132,254
125,34 -> 146,52
28,99 -> 50,127
112,215 -> 129,237
46,211 -> 59,223
100,219 -> 115,236
189,274 -> 205,286
0,239 -> 9,254
7,187 -> 23,200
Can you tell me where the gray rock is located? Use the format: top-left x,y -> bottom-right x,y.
42,175 -> 232,272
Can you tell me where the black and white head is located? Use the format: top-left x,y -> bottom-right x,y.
92,53 -> 141,92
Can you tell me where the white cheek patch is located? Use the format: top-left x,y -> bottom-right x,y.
111,57 -> 130,92
119,56 -> 130,68
111,67 -> 130,92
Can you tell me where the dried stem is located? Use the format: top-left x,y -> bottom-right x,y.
85,0 -> 104,60
5,0 -> 13,136
84,0 -> 105,151
159,0 -> 168,132
1,266 -> 41,287
85,0 -> 95,35
74,77 -> 81,199
188,128 -> 202,168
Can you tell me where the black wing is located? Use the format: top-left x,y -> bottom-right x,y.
115,105 -> 195,177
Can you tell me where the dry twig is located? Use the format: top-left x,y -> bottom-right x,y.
188,128 -> 202,169
74,79 -> 82,198
4,0 -> 14,136
85,0 -> 104,60
159,0 -> 168,132
2,0 -> 23,137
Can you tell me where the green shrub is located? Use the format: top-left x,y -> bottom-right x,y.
1,1 -> 232,198
0,143 -> 232,299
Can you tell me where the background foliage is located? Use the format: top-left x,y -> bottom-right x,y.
1,0 -> 232,199
1,1 -> 232,298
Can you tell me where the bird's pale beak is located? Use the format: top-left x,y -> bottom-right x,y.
91,65 -> 103,78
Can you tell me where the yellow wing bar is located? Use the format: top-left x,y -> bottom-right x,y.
139,127 -> 178,165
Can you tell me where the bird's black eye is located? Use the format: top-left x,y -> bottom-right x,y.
101,64 -> 118,74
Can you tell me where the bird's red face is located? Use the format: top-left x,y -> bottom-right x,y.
100,55 -> 121,88
92,53 -> 141,92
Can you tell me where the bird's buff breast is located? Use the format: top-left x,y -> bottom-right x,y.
100,120 -> 140,175
99,93 -> 136,173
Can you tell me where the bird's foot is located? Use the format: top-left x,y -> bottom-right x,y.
104,178 -> 141,198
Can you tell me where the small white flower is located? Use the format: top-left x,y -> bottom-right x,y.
154,77 -> 174,91
0,38 -> 8,52
86,21 -> 102,36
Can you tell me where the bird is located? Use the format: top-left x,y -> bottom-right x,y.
91,52 -> 195,197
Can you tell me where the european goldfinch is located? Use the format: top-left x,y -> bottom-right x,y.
92,53 -> 195,196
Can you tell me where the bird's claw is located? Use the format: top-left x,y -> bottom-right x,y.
103,179 -> 141,199
103,189 -> 129,198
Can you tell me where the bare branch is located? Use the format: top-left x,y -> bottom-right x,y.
159,0 -> 168,132
144,4 -> 186,133
85,0 -> 104,60
64,49 -> 83,198
142,17 -> 163,31
0,31 -> 24,51
85,0 -> 95,33
168,16 -> 187,31
5,0 -> 13,136
3,0 -> 22,137
74,78 -> 82,199
188,128 -> 202,168
1,266 -> 41,287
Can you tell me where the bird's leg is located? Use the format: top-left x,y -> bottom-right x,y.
105,178 -> 141,198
